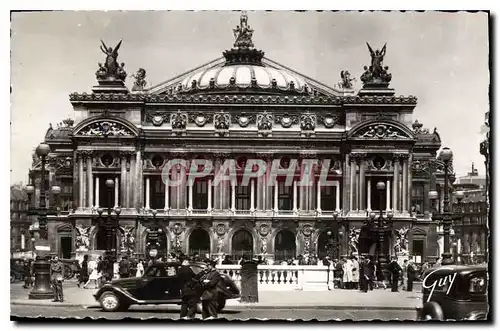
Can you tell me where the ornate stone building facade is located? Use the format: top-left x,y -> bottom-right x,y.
27,13 -> 454,263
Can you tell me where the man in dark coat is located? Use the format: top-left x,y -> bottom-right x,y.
361,257 -> 373,293
178,259 -> 202,319
199,260 -> 221,320
23,260 -> 33,288
388,256 -> 402,292
50,256 -> 65,302
119,255 -> 130,279
406,260 -> 416,292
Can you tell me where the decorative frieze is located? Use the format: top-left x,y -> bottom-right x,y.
233,113 -> 255,127
189,112 -> 212,127
78,121 -> 134,137
355,123 -> 408,140
214,111 -> 230,137
257,111 -> 273,137
275,113 -> 298,128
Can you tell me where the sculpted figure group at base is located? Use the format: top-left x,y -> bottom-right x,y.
96,39 -> 127,81
361,42 -> 392,85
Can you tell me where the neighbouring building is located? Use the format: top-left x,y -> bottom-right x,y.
25,13 -> 457,263
10,184 -> 35,259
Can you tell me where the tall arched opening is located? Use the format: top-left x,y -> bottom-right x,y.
274,230 -> 296,261
188,228 -> 211,257
231,229 -> 253,260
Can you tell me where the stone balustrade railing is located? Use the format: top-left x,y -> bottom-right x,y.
216,264 -> 335,291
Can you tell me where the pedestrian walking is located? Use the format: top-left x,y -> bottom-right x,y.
367,257 -> 376,291
119,255 -> 130,279
84,257 -> 100,289
401,259 -> 408,289
360,257 -> 370,292
178,258 -> 202,320
406,259 -> 416,292
50,256 -> 64,302
77,255 -> 89,288
342,257 -> 353,289
135,259 -> 144,277
199,260 -> 221,320
388,256 -> 402,292
350,256 -> 359,290
23,260 -> 33,288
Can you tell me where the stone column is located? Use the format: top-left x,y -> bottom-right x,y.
407,154 -> 413,211
316,179 -> 321,213
402,155 -> 408,212
392,155 -> 400,211
95,176 -> 100,208
349,155 -> 356,211
213,157 -> 221,210
86,152 -> 93,208
114,177 -> 119,208
367,179 -> 371,210
386,179 -> 391,211
358,156 -> 366,211
250,179 -> 255,212
135,149 -> 142,209
126,156 -> 131,208
207,179 -> 212,211
274,180 -> 279,212
120,153 -> 127,207
164,179 -> 169,210
78,153 -> 84,208
145,176 -> 150,209
335,181 -> 340,211
231,180 -> 236,212
188,179 -> 193,211
293,180 -> 298,212
129,152 -> 136,208
265,159 -> 273,210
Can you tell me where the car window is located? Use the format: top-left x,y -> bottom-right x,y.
145,266 -> 160,277
164,266 -> 177,277
469,277 -> 487,294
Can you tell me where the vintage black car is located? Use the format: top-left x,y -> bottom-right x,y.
417,264 -> 488,321
94,261 -> 240,312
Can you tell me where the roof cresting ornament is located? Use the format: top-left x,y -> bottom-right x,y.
232,11 -> 254,49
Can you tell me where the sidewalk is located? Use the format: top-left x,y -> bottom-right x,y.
10,281 -> 422,310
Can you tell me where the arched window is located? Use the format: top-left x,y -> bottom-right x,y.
189,229 -> 211,256
231,229 -> 253,259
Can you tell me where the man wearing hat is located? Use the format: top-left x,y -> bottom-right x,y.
199,260 -> 221,320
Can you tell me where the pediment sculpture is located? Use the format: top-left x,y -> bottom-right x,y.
355,123 -> 408,139
96,40 -> 127,81
78,121 -> 135,137
360,43 -> 392,86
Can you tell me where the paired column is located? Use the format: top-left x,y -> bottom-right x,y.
145,176 -> 151,209
120,152 -> 127,207
135,150 -> 143,209
402,155 -> 408,212
78,152 -> 84,208
86,152 -> 93,208
114,177 -> 119,208
358,156 -> 366,210
349,155 -> 356,211
274,180 -> 279,212
386,179 -> 391,210
316,179 -> 321,213
335,182 -> 340,211
367,179 -> 371,210
293,180 -> 298,212
392,155 -> 400,211
250,179 -> 255,211
164,179 -> 170,210
95,176 -> 100,208
207,179 -> 212,211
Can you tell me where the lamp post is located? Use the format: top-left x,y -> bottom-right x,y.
454,190 -> 465,264
435,148 -> 455,265
25,142 -> 61,299
96,179 -> 121,262
369,181 -> 394,281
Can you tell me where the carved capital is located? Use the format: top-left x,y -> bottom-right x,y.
119,150 -> 135,159
77,150 -> 94,159
350,152 -> 367,163
393,153 -> 408,162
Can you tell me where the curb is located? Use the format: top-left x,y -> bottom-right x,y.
11,301 -> 419,311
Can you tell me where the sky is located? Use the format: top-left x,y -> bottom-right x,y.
10,11 -> 489,185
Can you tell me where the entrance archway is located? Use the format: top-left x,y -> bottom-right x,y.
96,227 -> 109,251
231,229 -> 253,260
189,228 -> 211,257
274,230 -> 296,261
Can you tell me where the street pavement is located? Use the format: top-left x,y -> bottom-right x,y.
11,305 -> 417,321
11,280 -> 421,320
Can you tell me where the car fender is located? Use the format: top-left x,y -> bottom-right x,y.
95,285 -> 145,305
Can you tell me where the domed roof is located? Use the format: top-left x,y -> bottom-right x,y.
179,12 -> 310,96
180,63 -> 309,94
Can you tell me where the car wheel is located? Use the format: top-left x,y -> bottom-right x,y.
421,302 -> 444,321
99,291 -> 122,312
217,296 -> 226,313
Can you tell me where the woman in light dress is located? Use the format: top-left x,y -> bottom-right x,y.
342,257 -> 353,289
350,256 -> 359,290
113,258 -> 120,280
83,256 -> 100,289
135,260 -> 144,278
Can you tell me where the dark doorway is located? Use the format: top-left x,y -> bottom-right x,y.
274,230 -> 296,261
98,176 -> 118,208
60,236 -> 72,259
370,179 -> 386,211
231,229 -> 253,259
189,229 -> 211,256
96,227 -> 109,251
